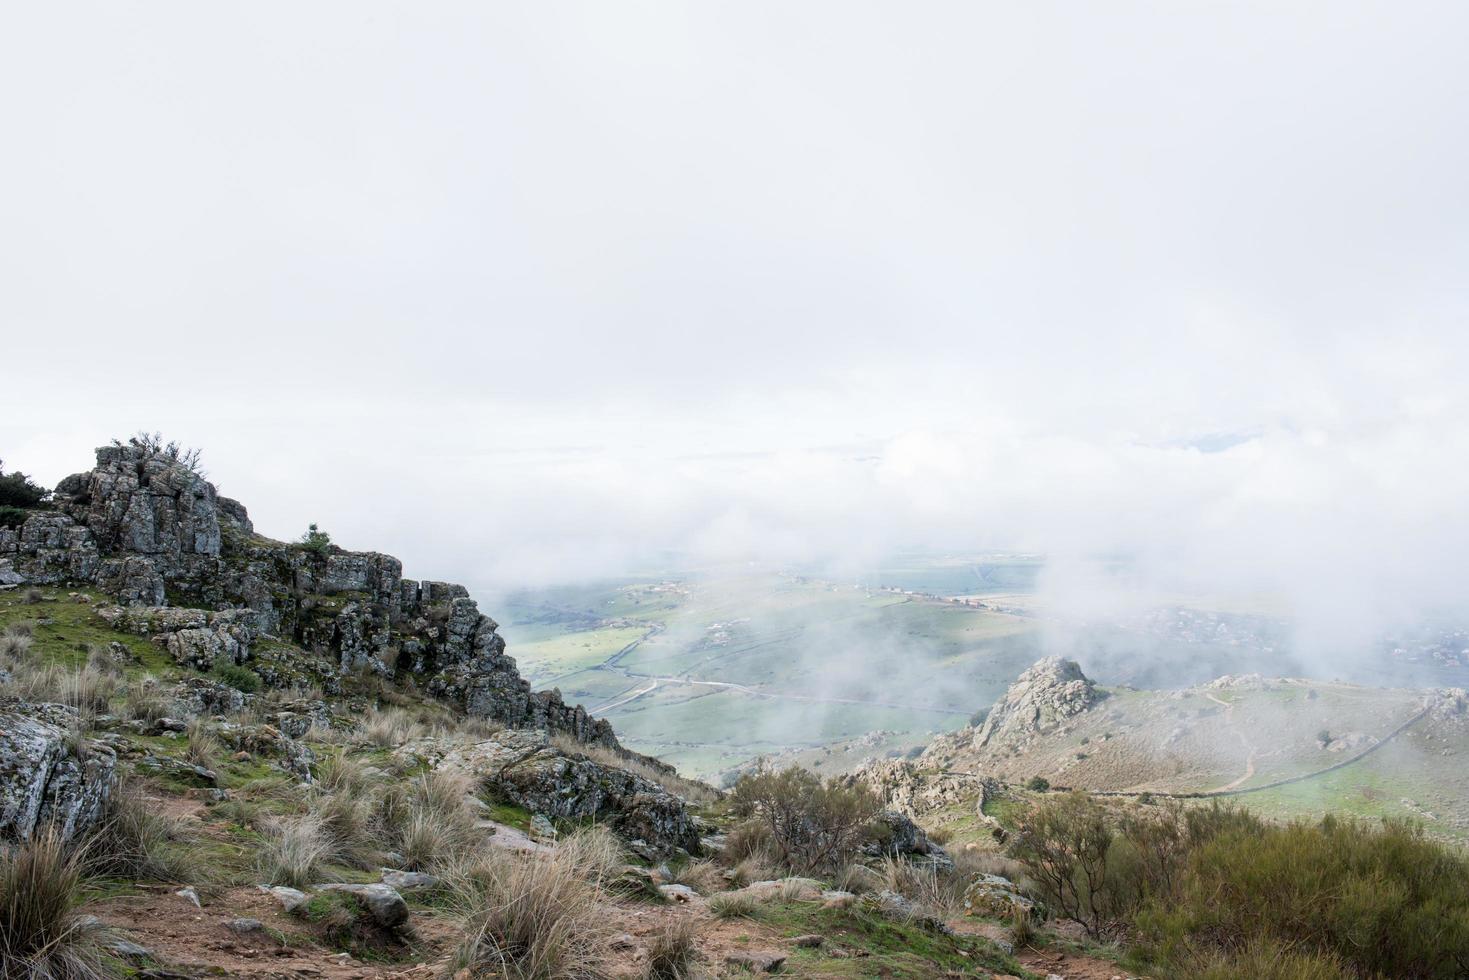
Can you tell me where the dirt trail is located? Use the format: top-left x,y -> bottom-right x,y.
93,886 -> 452,978
1204,692 -> 1258,793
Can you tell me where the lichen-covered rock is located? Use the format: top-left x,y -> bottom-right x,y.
845,758 -> 996,817
860,809 -> 947,863
0,513 -> 101,585
171,676 -> 251,717
0,700 -> 117,841
974,657 -> 1102,749
962,873 -> 1039,920
94,556 -> 165,605
434,729 -> 701,855
58,444 -> 221,563
98,605 -> 260,669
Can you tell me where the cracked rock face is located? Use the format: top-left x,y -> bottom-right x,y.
0,700 -> 118,842
974,657 -> 1101,749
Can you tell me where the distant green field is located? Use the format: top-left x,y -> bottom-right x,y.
492,572 -> 1040,778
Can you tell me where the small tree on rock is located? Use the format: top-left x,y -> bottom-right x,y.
300,523 -> 332,555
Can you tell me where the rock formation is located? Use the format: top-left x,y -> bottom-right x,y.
0,699 -> 117,841
970,656 -> 1101,749
1,441 -> 617,749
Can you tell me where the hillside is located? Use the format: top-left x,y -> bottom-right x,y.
861,657 -> 1469,845
0,440 -> 1058,979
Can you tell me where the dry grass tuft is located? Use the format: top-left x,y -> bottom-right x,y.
875,857 -> 968,918
0,830 -> 111,980
708,891 -> 761,920
0,632 -> 33,661
666,859 -> 725,896
88,779 -> 207,885
357,706 -> 424,748
642,917 -> 700,979
256,814 -> 330,888
376,771 -> 479,871
119,675 -> 178,723
443,843 -> 612,980
183,719 -> 222,770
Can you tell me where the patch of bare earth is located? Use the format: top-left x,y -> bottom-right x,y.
90,885 -> 455,978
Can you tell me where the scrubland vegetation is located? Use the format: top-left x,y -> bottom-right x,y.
1011,790 -> 1469,978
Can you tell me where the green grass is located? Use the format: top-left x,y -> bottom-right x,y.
0,591 -> 175,676
481,801 -> 534,832
757,901 -> 1034,979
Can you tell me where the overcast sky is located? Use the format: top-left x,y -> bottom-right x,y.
3,3 -> 1467,651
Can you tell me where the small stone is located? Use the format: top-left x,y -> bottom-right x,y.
105,937 -> 151,958
380,869 -> 440,891
725,951 -> 787,973
225,918 -> 264,934
658,883 -> 697,902
529,813 -> 557,840
317,883 -> 409,928
259,884 -> 310,912
609,933 -> 638,951
175,886 -> 201,907
792,934 -> 823,948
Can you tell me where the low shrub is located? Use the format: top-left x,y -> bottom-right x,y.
727,765 -> 883,874
210,662 -> 261,694
299,523 -> 332,555
1011,791 -> 1469,977
0,462 -> 47,509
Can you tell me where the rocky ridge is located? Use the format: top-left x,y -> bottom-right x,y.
0,440 -> 694,851
1,441 -> 618,744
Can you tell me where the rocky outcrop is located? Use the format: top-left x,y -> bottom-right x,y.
845,758 -> 998,818
2,442 -> 621,751
425,728 -> 701,856
973,657 -> 1102,749
56,443 -> 221,565
0,700 -> 117,841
